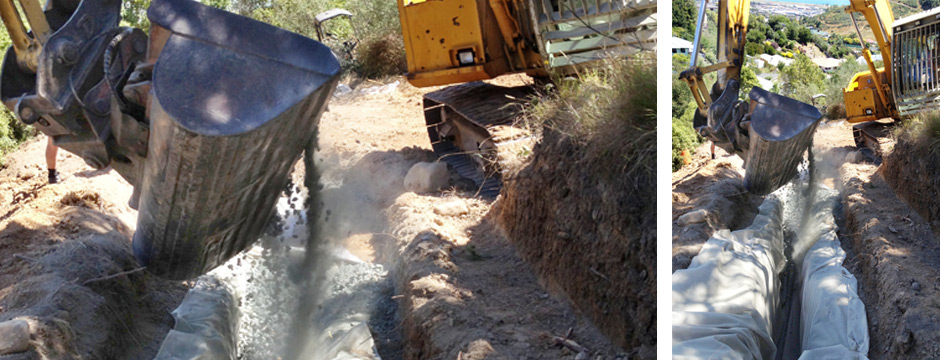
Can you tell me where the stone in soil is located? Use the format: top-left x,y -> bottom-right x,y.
433,200 -> 469,217
404,162 -> 449,193
0,319 -> 30,355
677,209 -> 708,226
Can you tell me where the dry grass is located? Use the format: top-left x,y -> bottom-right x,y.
896,112 -> 940,157
355,34 -> 408,79
519,54 -> 656,178
826,103 -> 846,120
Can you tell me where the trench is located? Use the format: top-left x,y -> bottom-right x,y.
154,148 -> 403,359
673,158 -> 869,358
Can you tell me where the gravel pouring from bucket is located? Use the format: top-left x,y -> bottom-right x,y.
132,0 -> 341,280
744,88 -> 823,196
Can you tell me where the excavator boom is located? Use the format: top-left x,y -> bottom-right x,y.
843,0 -> 897,123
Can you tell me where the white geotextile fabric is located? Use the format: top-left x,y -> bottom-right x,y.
155,276 -> 239,360
798,191 -> 869,359
673,197 -> 786,359
673,185 -> 869,360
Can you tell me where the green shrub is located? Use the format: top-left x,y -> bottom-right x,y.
672,53 -> 703,171
249,0 -> 404,78
0,22 -> 33,164
672,102 -> 701,171
779,54 -> 826,104
0,109 -> 32,166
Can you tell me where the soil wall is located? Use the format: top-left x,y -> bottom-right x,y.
882,138 -> 940,235
840,161 -> 940,358
496,130 -> 656,350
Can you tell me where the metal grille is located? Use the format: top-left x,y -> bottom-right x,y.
527,0 -> 656,69
893,19 -> 940,116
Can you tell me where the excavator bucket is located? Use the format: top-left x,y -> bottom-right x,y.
743,87 -> 823,195
132,0 -> 340,279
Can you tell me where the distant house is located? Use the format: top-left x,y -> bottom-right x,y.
756,75 -> 774,90
813,57 -> 845,72
756,53 -> 793,68
811,29 -> 829,39
856,54 -> 883,65
672,36 -> 693,55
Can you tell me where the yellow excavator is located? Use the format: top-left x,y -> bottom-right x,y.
841,0 -> 940,152
0,0 -> 341,279
680,0 -> 824,195
679,0 -> 932,195
396,0 -> 656,196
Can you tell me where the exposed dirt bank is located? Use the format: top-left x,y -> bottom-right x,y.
496,129 -> 655,354
313,77 -> 627,359
882,135 -> 940,236
671,143 -> 762,272
0,136 -> 186,359
815,120 -> 940,359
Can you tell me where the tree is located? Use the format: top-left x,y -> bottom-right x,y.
780,54 -> 826,103
673,0 -> 697,41
768,15 -> 791,32
823,60 -> 863,107
796,26 -> 813,44
739,65 -> 760,100
121,0 -> 228,29
673,54 -> 694,117
745,42 -> 763,56
121,0 -> 151,29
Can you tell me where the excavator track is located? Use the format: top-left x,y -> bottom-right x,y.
852,120 -> 895,164
424,82 -> 535,197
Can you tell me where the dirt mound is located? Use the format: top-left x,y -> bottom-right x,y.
59,190 -> 102,209
0,206 -> 186,358
882,136 -> 940,236
0,136 -> 185,358
839,161 -> 940,358
496,130 -> 655,352
672,156 -> 763,271
390,194 -> 623,360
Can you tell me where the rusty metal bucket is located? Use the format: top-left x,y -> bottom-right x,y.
744,87 -> 823,195
132,0 -> 340,279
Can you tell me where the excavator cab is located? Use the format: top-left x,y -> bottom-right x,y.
313,9 -> 358,66
0,0 -> 340,279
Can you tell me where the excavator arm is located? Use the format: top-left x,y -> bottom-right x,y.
680,0 -> 748,115
679,0 -> 824,195
0,0 -> 340,279
843,0 -> 897,123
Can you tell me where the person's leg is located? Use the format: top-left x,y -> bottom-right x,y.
46,137 -> 59,184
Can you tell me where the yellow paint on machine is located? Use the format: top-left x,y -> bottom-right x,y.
397,0 -> 489,87
844,69 -> 889,124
